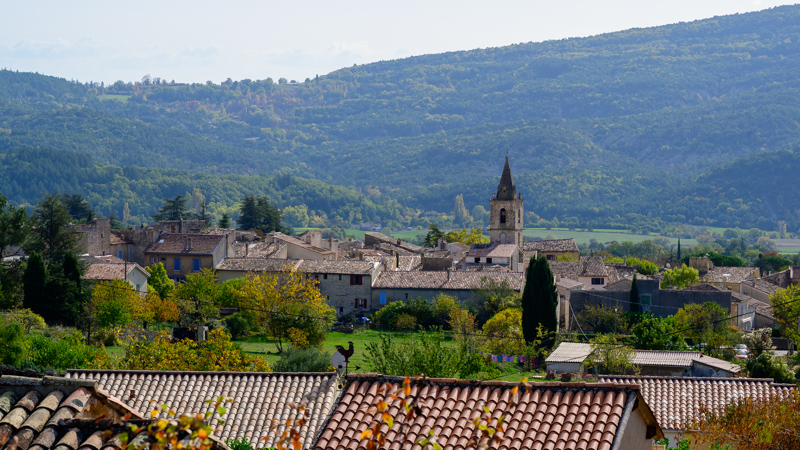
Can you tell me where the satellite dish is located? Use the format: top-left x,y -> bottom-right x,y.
331,352 -> 346,372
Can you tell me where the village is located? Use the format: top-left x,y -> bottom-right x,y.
0,158 -> 796,450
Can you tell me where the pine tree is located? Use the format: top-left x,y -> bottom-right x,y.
219,213 -> 231,229
22,252 -> 47,316
521,256 -> 558,343
629,273 -> 640,314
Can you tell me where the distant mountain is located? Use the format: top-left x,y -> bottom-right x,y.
2,5 -> 800,231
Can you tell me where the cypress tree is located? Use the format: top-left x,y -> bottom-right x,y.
22,252 -> 47,316
629,273 -> 640,314
59,252 -> 84,326
521,256 -> 558,343
677,238 -> 682,263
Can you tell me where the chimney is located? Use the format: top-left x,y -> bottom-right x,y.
245,243 -> 249,258
447,268 -> 451,282
188,237 -> 193,251
397,239 -> 401,246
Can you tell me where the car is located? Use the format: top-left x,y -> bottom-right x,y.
735,347 -> 750,359
356,317 -> 371,323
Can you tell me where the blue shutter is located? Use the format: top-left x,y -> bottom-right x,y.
380,292 -> 387,305
174,258 -> 181,271
193,258 -> 201,271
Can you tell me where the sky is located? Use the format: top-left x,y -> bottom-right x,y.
1,0 -> 797,85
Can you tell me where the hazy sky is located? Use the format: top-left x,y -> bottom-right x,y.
2,1 -> 796,84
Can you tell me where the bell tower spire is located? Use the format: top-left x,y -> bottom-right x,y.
489,157 -> 524,245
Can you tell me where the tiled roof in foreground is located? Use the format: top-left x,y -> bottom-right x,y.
314,374 -> 662,450
599,375 -> 796,431
0,375 -> 229,450
66,370 -> 338,448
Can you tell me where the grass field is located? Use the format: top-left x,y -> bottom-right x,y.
97,94 -> 130,102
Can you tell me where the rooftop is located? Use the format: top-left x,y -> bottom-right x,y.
373,270 -> 524,291
598,375 -> 796,430
66,370 -> 337,448
314,374 -> 661,450
522,239 -> 579,253
702,266 -> 760,284
215,258 -> 301,272
144,233 -> 225,256
467,243 -> 518,258
82,262 -> 149,281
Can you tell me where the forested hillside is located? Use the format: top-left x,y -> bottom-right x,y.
2,5 -> 800,232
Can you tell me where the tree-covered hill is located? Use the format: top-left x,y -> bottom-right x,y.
2,5 -> 800,231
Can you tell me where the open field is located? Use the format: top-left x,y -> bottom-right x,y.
776,239 -> 800,255
97,94 -> 130,102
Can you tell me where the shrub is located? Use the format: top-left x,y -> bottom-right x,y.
746,352 -> 795,383
6,309 -> 46,332
395,314 -> 417,330
91,328 -> 121,347
224,313 -> 252,340
24,331 -> 110,371
373,301 -> 409,330
272,346 -> 332,372
0,319 -> 26,366
365,331 -> 460,378
122,328 -> 270,372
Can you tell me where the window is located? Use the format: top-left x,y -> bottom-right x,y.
640,294 -> 652,313
591,278 -> 604,285
360,299 -> 367,308
546,255 -> 554,260
404,293 -> 409,301
118,251 -> 123,259
354,299 -> 359,308
315,274 -> 319,280
350,275 -> 363,285
380,292 -> 387,305
500,208 -> 506,224
474,257 -> 481,263
339,307 -> 344,314
150,256 -> 157,264
339,275 -> 342,281
135,284 -> 140,292
174,258 -> 181,271
323,274 -> 328,280
486,258 -> 493,264
193,258 -> 201,271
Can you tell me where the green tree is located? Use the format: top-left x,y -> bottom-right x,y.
0,319 -> 26,366
22,252 -> 47,318
629,274 -> 640,314
60,193 -> 94,223
482,308 -> 524,355
467,277 -> 521,324
145,262 -> 175,299
660,265 -> 699,289
521,257 -> 558,344
453,194 -> 470,225
238,195 -> 283,233
57,252 -> 85,326
173,269 -> 221,326
588,334 -> 638,375
28,194 -> 81,267
675,302 -> 739,356
445,227 -> 489,245
423,223 -> 444,248
219,212 -> 231,229
152,195 -> 189,221
770,284 -> 800,346
630,313 -> 686,350
0,194 -> 28,258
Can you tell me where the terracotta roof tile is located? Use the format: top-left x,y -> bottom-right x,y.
313,375 -> 661,450
268,232 -> 335,256
373,271 -> 524,291
216,258 -> 301,272
702,266 -> 760,284
144,233 -> 225,256
65,370 -> 337,448
232,241 -> 283,258
82,263 -> 149,281
467,244 -> 518,258
599,375 -> 796,430
0,375 -> 229,450
522,239 -> 579,253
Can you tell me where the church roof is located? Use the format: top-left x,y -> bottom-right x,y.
495,156 -> 517,200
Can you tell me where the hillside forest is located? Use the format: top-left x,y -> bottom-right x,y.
2,6 -> 800,235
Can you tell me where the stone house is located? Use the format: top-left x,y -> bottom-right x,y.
463,243 -> 522,271
144,233 -> 233,280
522,238 -> 580,262
81,255 -> 150,295
371,270 -> 524,310
265,232 -> 337,260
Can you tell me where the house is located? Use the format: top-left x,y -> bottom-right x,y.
546,343 -> 741,377
570,279 -> 732,329
522,238 -> 580,262
314,374 -> 662,450
740,277 -> 781,303
599,375 -> 796,446
760,265 -> 800,288
363,232 -> 425,254
265,232 -> 337,260
371,270 -> 524,309
688,256 -> 760,293
144,233 -> 234,280
0,375 -> 228,450
81,255 -> 151,295
464,243 -> 522,271
215,258 -> 383,317
66,370 -> 338,449
547,256 -> 621,290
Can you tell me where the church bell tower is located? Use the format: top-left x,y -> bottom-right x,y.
489,157 -> 524,245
